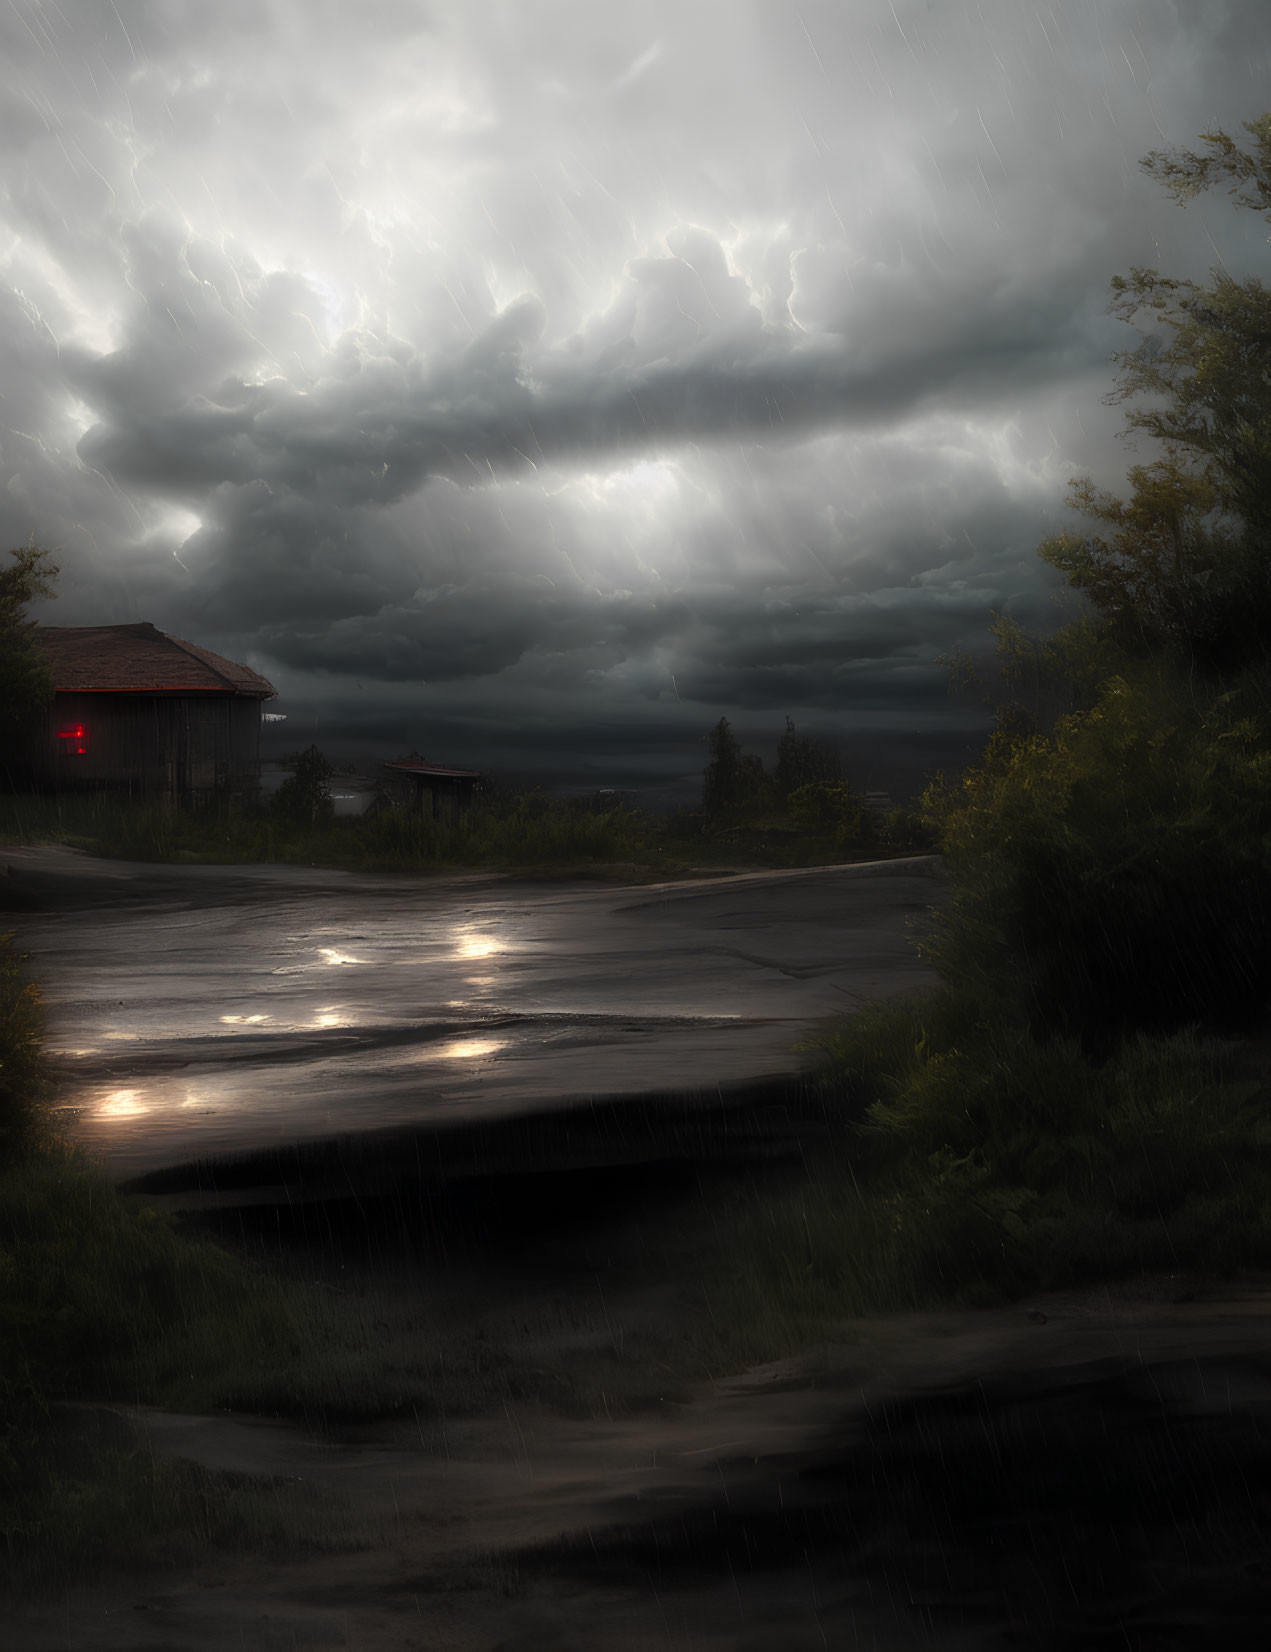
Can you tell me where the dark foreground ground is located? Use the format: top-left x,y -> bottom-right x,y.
11,1085 -> 1271,1651
6,852 -> 1270,1647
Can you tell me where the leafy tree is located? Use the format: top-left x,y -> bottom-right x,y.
0,543 -> 58,743
936,609 -> 1127,758
1037,114 -> 1271,676
924,112 -> 1271,1054
271,746 -> 335,827
1038,456 -> 1263,676
1126,113 -> 1271,540
702,717 -> 769,814
773,716 -> 843,800
701,717 -> 741,813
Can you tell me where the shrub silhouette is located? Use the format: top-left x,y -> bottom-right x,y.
921,663 -> 1271,1057
271,746 -> 335,828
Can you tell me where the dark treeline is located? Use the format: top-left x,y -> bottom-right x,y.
685,712 -> 931,858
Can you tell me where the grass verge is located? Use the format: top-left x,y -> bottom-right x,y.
675,987 -> 1271,1376
0,1127 -> 628,1595
0,787 -> 932,879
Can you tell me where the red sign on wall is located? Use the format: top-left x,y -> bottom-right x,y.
56,723 -> 88,755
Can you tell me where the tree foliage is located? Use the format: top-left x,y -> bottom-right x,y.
773,716 -> 843,799
0,544 -> 58,741
787,780 -> 875,852
937,609 -> 1127,753
921,663 -> 1271,1056
271,746 -> 335,827
926,112 -> 1271,1053
1034,114 -> 1271,675
1139,112 -> 1271,219
701,717 -> 769,814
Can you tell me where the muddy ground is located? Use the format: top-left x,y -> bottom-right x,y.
10,1089 -> 1271,1652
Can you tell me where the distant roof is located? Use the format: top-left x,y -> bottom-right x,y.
33,624 -> 276,698
384,756 -> 481,780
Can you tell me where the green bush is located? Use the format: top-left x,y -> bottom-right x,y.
271,745 -> 335,828
878,807 -> 935,853
0,1148 -> 305,1401
921,661 -> 1271,1054
788,781 -> 879,853
768,987 -> 1271,1314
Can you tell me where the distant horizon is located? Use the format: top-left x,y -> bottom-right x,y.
259,716 -> 972,815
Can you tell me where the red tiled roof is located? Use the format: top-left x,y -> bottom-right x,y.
167,634 -> 277,697
33,624 -> 276,697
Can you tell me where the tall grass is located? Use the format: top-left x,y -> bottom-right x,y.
0,1144 -> 585,1592
0,785 -> 936,877
0,788 -> 669,873
0,934 -> 510,1594
684,988 -> 1271,1368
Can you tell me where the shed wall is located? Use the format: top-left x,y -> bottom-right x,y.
27,692 -> 263,803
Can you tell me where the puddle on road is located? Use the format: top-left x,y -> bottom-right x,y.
24,860 -> 946,1180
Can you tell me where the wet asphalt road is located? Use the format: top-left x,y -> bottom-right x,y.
3,847 -> 946,1182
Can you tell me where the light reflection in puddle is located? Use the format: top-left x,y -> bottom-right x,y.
312,1005 -> 349,1029
452,927 -> 503,960
219,1014 -> 271,1025
417,1036 -> 506,1062
98,1088 -> 150,1119
450,975 -> 498,996
318,947 -> 365,966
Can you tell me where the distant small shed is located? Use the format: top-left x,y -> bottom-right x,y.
19,623 -> 276,805
383,754 -> 481,826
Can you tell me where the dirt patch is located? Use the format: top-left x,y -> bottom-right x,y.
10,1216 -> 1271,1652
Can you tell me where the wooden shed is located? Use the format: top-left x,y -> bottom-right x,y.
383,755 -> 481,825
18,623 -> 277,805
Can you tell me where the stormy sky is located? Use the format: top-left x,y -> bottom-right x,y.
3,1 -> 1268,806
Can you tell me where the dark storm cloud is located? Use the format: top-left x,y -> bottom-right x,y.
2,0 -> 1269,796
69,216 -> 1099,513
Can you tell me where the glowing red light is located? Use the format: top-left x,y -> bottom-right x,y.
56,723 -> 88,755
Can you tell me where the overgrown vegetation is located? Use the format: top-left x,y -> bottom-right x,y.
269,742 -> 336,827
694,990 -> 1271,1364
0,542 -> 58,756
694,112 -> 1271,1351
920,658 -> 1271,1056
0,732 -> 933,878
669,712 -> 934,865
913,115 -> 1271,1062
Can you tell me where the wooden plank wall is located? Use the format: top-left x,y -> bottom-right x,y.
28,693 -> 264,804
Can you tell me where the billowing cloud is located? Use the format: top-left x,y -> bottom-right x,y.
2,0 -> 1268,805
